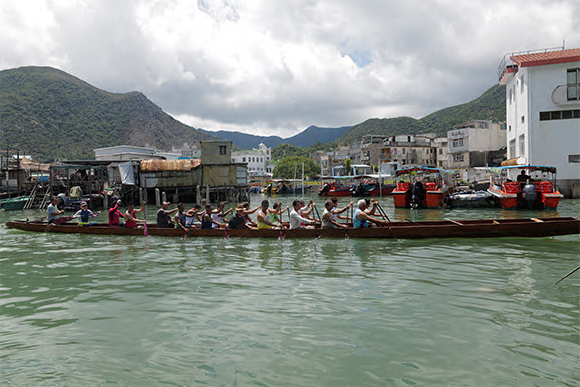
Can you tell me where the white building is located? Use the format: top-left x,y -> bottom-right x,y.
499,47 -> 580,197
231,143 -> 274,178
447,120 -> 506,169
94,145 -> 166,161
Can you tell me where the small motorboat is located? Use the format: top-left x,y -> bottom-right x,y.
391,167 -> 453,209
487,165 -> 563,209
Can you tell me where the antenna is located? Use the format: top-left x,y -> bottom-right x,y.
562,38 -> 565,50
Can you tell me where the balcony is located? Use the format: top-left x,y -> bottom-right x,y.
551,84 -> 580,105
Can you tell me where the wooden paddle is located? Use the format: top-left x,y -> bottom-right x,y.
554,265 -> 580,285
371,199 -> 397,240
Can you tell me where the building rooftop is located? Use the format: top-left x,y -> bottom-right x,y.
511,48 -> 580,68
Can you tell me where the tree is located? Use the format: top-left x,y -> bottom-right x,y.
344,158 -> 352,175
273,156 -> 320,179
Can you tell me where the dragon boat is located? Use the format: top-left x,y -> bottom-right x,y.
6,217 -> 579,239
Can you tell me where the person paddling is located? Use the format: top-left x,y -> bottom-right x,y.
322,200 -> 348,229
108,200 -> 125,227
73,201 -> 101,225
124,201 -> 146,228
353,199 -> 390,228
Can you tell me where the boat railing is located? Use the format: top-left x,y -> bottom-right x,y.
503,182 -> 520,193
534,181 -> 554,193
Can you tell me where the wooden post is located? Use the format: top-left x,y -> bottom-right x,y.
155,188 -> 160,207
162,191 -> 167,204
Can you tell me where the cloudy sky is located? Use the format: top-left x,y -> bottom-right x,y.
1,0 -> 579,137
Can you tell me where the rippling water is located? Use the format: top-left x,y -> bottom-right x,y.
1,196 -> 579,386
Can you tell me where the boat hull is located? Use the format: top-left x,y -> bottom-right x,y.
6,218 -> 579,239
0,197 -> 29,211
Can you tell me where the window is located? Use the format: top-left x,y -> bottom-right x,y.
521,115 -> 525,124
452,139 -> 464,148
519,134 -> 525,156
539,109 -> 580,121
453,154 -> 464,162
509,139 -> 515,157
520,75 -> 524,93
242,157 -> 246,162
219,145 -> 227,155
567,68 -> 579,101
509,88 -> 513,104
439,149 -> 443,155
569,155 -> 580,163
509,125 -> 511,132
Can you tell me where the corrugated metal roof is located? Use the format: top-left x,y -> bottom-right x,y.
140,159 -> 201,172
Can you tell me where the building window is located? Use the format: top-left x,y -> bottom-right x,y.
509,88 -> 513,104
521,115 -> 525,124
569,155 -> 580,163
567,68 -> 579,101
439,149 -> 443,155
509,125 -> 511,132
242,157 -> 246,162
453,154 -> 464,162
520,76 -> 524,93
519,134 -> 525,156
509,139 -> 515,157
219,145 -> 227,155
539,109 -> 580,121
452,139 -> 464,147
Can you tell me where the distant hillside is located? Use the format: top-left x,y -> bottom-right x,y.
337,84 -> 506,144
0,66 -> 216,161
201,125 -> 351,150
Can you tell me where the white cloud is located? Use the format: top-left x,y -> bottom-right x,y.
1,0 -> 579,137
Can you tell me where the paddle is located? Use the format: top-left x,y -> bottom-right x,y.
371,199 -> 397,240
55,216 -> 73,225
554,265 -> 580,285
405,218 -> 422,226
143,204 -> 148,237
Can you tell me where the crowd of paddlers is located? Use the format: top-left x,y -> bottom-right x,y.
45,195 -> 395,230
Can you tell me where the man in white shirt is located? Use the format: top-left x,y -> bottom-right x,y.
47,196 -> 64,224
289,199 -> 317,229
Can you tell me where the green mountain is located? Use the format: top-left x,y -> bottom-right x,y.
336,84 -> 506,144
0,66 -> 216,162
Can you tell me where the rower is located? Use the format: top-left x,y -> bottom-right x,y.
353,199 -> 390,228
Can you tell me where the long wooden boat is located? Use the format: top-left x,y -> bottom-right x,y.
6,217 -> 580,239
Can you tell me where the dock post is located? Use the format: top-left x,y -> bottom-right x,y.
142,188 -> 148,204
139,188 -> 143,204
162,191 -> 167,204
206,185 -> 210,203
155,188 -> 160,207
196,185 -> 201,204
104,193 -> 108,209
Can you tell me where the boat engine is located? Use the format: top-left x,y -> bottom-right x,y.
351,182 -> 367,197
319,183 -> 331,196
522,183 -> 537,209
410,181 -> 425,209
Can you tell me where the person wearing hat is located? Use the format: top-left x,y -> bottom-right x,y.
73,201 -> 101,225
125,201 -> 146,228
156,201 -> 177,228
227,204 -> 251,230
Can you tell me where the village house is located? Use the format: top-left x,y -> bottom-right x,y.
231,142 -> 274,179
446,120 -> 506,169
498,47 -> 580,197
379,134 -> 436,167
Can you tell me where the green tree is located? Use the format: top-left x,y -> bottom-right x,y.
273,156 -> 320,179
344,158 -> 352,175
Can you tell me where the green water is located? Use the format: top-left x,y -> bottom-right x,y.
1,196 -> 579,386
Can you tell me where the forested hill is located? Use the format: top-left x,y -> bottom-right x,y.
336,84 -> 506,144
200,125 -> 351,150
0,66 -> 216,161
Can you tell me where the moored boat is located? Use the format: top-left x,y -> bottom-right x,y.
447,190 -> 498,208
6,217 -> 579,239
487,165 -> 563,209
391,167 -> 453,208
0,196 -> 30,211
